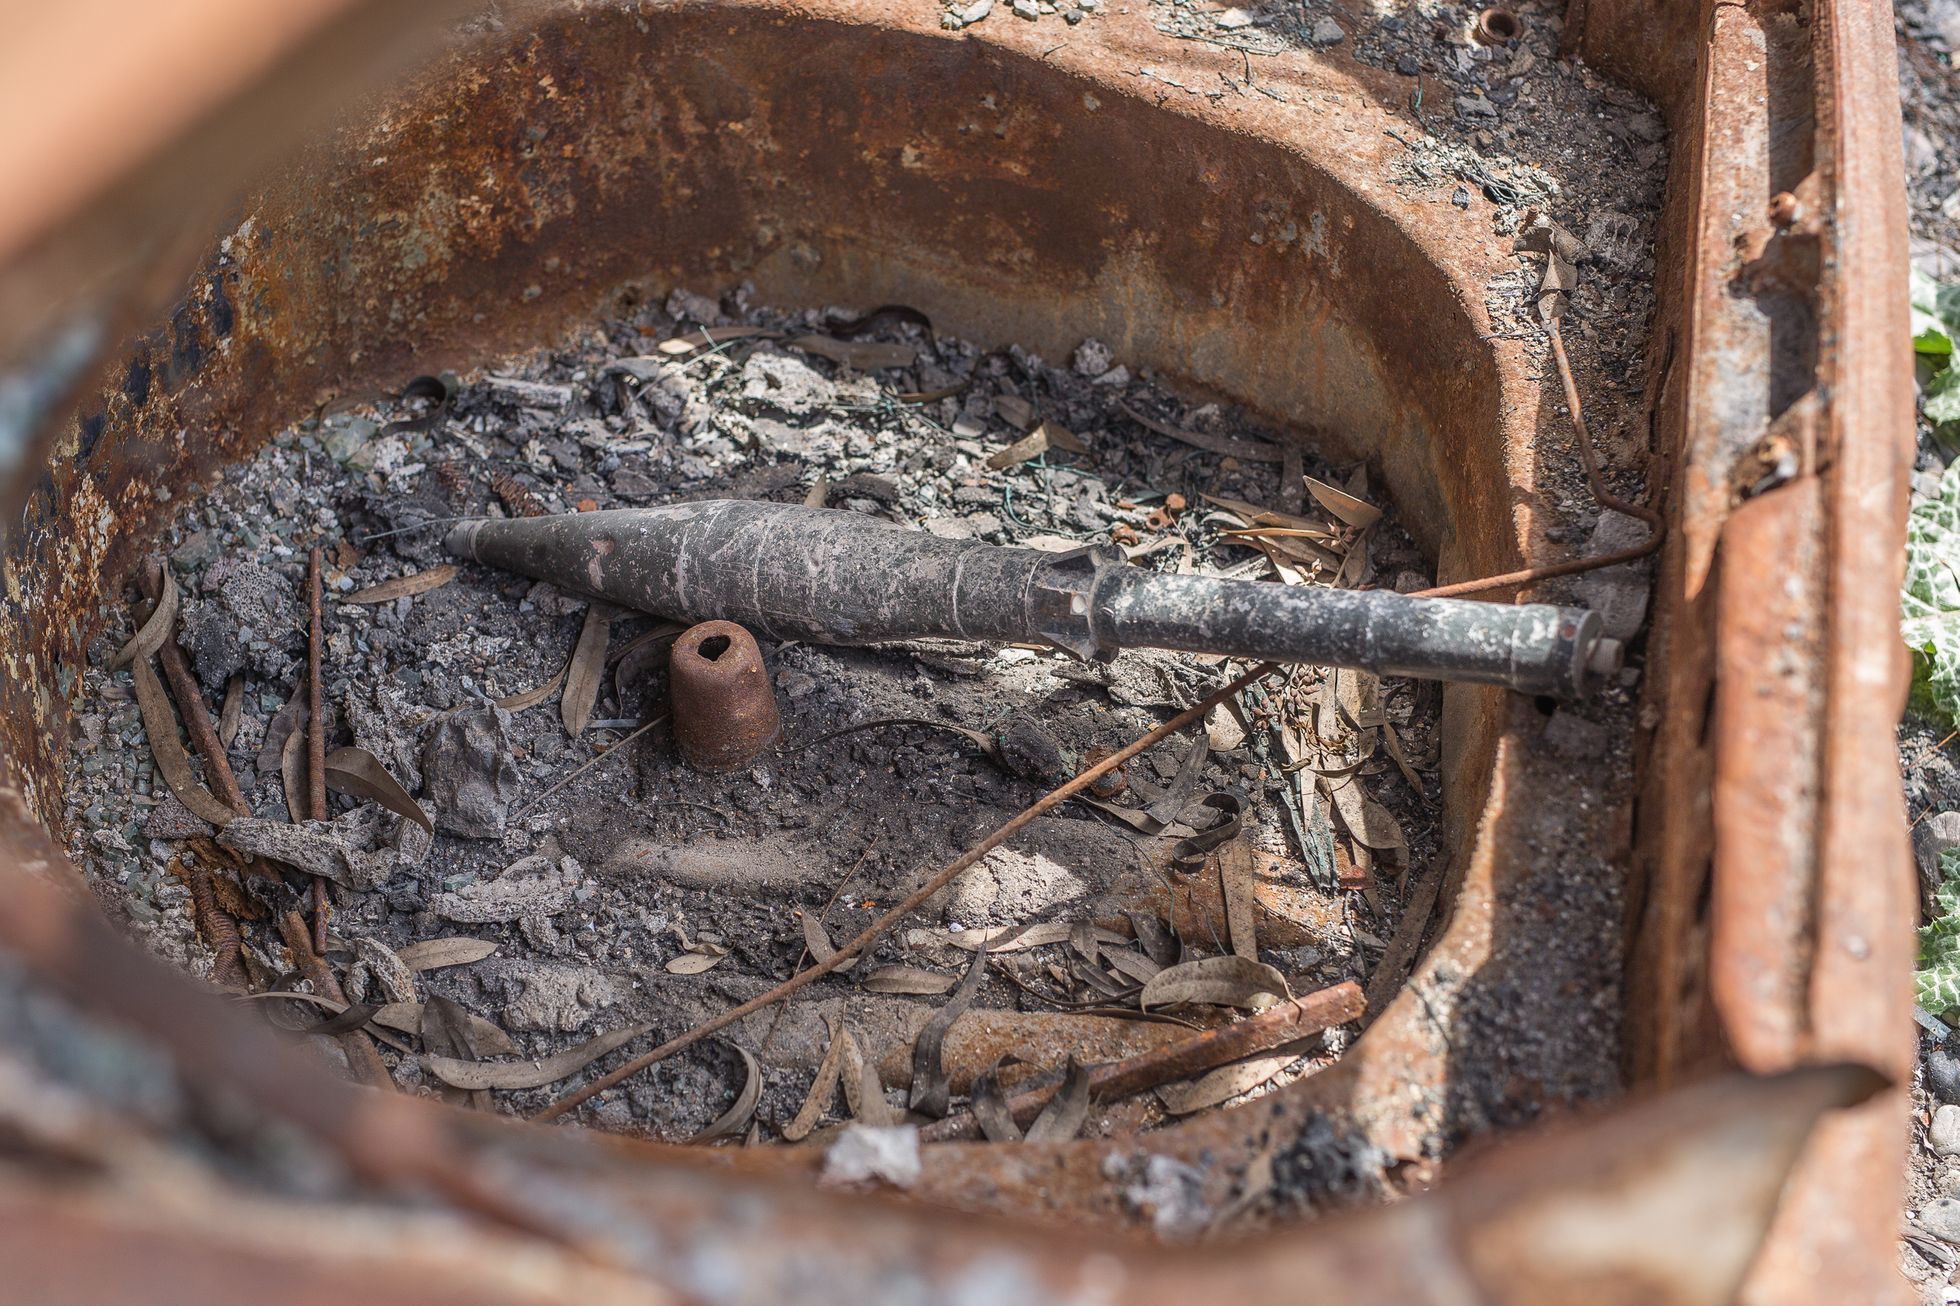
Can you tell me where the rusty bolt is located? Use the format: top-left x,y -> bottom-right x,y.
1111,523 -> 1140,546
1474,6 -> 1521,43
670,620 -> 781,772
1768,191 -> 1802,228
1145,508 -> 1173,531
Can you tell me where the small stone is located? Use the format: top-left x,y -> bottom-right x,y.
1395,53 -> 1421,75
1064,6 -> 1085,22
1455,93 -> 1498,119
1012,0 -> 1038,17
1930,1047 -> 1960,1105
1934,1104 -> 1960,1157
1922,1197 -> 1960,1246
1451,186 -> 1471,209
823,1125 -> 921,1188
170,531 -> 222,572
1071,338 -> 1114,378
1308,15 -> 1345,44
1215,6 -> 1253,28
422,705 -> 522,838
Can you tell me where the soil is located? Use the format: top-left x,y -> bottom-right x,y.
59,292 -> 1455,1142
1898,0 -> 1960,1296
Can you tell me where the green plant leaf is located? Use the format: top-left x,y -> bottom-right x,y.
1916,265 -> 1960,357
1931,367 -> 1960,430
1920,849 -> 1960,1018
1902,462 -> 1960,727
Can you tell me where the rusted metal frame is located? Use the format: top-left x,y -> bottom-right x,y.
0,797 -> 1886,1304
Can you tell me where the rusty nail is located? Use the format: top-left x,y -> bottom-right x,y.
670,620 -> 781,772
1474,6 -> 1522,43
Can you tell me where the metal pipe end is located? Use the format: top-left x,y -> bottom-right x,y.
1585,636 -> 1625,685
444,518 -> 488,560
670,620 -> 781,772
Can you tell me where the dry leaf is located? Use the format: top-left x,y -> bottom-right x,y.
340,564 -> 457,604
279,725 -> 308,827
1157,1052 -> 1300,1115
110,565 -> 178,670
1320,775 -> 1408,863
984,419 -> 1087,470
785,1017 -> 848,1142
911,922 -> 1128,953
562,602 -> 614,737
609,622 -> 684,705
687,1045 -> 763,1143
496,664 -> 567,712
131,661 -> 239,827
1117,400 -> 1283,464
423,992 -> 493,1110
971,1057 -> 1024,1143
240,991 -> 415,1054
1101,949 -> 1164,985
909,945 -> 989,1117
257,683 -> 307,773
1381,721 -> 1427,798
1200,494 -> 1327,534
324,745 -> 433,833
218,675 -> 245,750
425,1020 -> 655,1091
1024,1057 -> 1093,1142
861,965 -> 956,996
1139,955 -> 1289,1011
396,937 -> 499,971
370,1001 -> 516,1055
995,395 -> 1035,430
842,1027 -> 904,1126
1219,839 -> 1260,962
802,911 -> 863,972
655,325 -> 782,355
1303,475 -> 1382,529
787,334 -> 918,370
666,945 -> 730,975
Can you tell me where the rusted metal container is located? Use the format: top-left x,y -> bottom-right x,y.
0,0 -> 1914,1300
669,620 -> 782,772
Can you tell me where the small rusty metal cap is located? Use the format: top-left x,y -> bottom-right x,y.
670,620 -> 781,771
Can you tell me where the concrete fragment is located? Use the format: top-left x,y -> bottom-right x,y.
219,813 -> 395,889
422,705 -> 521,838
495,960 -> 627,1033
739,348 -> 835,417
179,559 -> 300,692
432,852 -> 585,923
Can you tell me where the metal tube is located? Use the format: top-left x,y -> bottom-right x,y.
446,502 -> 1620,697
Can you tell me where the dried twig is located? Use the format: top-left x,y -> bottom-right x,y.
1414,317 -> 1663,599
138,560 -> 247,814
278,908 -> 393,1089
533,660 -> 1284,1122
307,546 -> 330,953
918,980 -> 1364,1142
